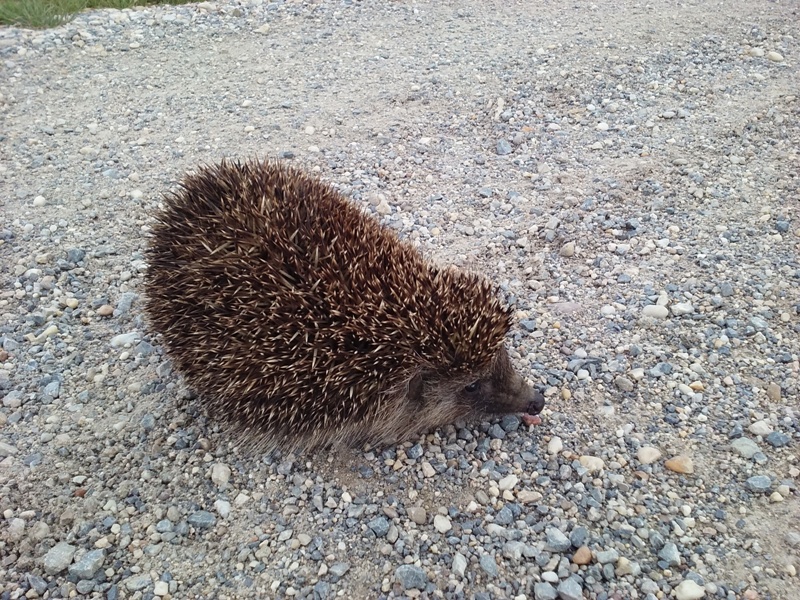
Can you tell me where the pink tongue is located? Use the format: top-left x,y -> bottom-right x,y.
521,413 -> 542,426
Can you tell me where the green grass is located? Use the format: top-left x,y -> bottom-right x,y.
0,0 -> 193,29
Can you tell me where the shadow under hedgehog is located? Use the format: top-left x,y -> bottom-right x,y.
144,158 -> 544,453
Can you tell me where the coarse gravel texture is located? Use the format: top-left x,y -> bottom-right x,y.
1,1 -> 799,599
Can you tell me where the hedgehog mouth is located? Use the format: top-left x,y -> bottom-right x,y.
519,391 -> 545,426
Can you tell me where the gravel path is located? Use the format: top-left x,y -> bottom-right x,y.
1,1 -> 798,599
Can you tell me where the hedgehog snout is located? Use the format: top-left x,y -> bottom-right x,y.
525,388 -> 546,415
503,376 -> 544,416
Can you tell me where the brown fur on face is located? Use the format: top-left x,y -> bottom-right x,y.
245,346 -> 545,452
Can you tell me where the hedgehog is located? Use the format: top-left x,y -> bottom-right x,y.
144,158 -> 544,452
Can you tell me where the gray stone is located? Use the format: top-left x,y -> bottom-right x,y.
135,341 -> 154,356
731,437 -> 760,459
43,380 -> 60,400
494,506 -> 514,525
368,516 -> 390,537
2,390 -> 23,408
502,540 -> 526,562
68,549 -> 105,579
67,248 -> 86,263
595,548 -> 619,564
556,576 -> 583,600
76,580 -> 95,594
156,519 -> 173,533
395,564 -> 427,590
746,475 -> 772,492
545,527 -> 571,552
479,553 -> 498,577
27,574 -> 48,595
452,552 -> 467,577
187,510 -> 216,529
570,526 -> 588,548
329,562 -> 350,577
765,431 -> 790,448
116,292 -> 137,314
407,507 -> 426,525
488,423 -> 506,439
614,376 -> 634,392
533,582 -> 558,600
124,575 -> 151,591
500,414 -> 520,432
658,541 -> 680,566
406,444 -> 423,459
141,413 -> 156,431
0,442 -> 19,458
43,542 -> 76,575
496,139 -> 512,155
313,581 -> 331,598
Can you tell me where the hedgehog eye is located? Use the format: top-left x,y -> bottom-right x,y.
464,380 -> 480,393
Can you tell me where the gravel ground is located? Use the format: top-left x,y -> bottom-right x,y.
1,1 -> 799,599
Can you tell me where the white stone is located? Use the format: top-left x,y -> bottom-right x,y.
498,474 -> 518,491
579,456 -> 605,473
154,581 -> 169,596
110,332 -> 139,347
547,436 -> 563,454
637,446 -> 662,464
671,302 -> 694,316
215,499 -> 231,518
433,514 -> 452,533
642,305 -> 669,318
211,463 -> 231,487
749,420 -> 773,436
674,579 -> 706,600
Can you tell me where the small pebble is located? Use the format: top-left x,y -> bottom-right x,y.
746,475 -> 772,493
547,436 -> 563,454
749,420 -> 773,436
642,305 -> 669,318
579,455 -> 604,473
665,455 -> 694,474
433,514 -> 452,533
637,446 -> 662,464
572,546 -> 592,565
407,507 -> 426,525
479,553 -> 499,577
395,565 -> 427,590
43,542 -> 76,575
674,579 -> 706,600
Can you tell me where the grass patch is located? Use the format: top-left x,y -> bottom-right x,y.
0,0 -> 193,29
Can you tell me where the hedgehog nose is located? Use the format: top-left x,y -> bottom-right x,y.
525,390 -> 545,415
